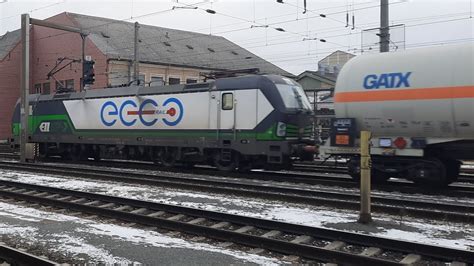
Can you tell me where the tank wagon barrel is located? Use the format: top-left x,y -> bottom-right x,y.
320,43 -> 474,186
11,75 -> 316,171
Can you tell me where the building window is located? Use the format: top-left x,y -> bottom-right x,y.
66,79 -> 74,90
42,83 -> 50,95
150,76 -> 164,86
138,74 -> 146,84
169,77 -> 180,85
186,78 -> 198,84
56,80 -> 65,91
222,93 -> 234,110
34,84 -> 42,94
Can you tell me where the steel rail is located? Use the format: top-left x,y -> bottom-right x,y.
0,161 -> 472,223
1,156 -> 473,197
0,244 -> 58,265
0,180 -> 472,265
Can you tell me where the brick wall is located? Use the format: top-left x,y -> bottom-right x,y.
0,13 -> 107,140
31,13 -> 108,93
0,12 -> 212,140
0,41 -> 22,140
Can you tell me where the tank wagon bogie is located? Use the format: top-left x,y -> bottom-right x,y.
11,75 -> 315,171
320,43 -> 474,186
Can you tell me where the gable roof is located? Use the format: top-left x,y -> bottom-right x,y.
296,70 -> 337,85
66,13 -> 292,76
0,29 -> 21,60
318,50 -> 355,65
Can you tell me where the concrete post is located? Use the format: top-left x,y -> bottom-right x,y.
358,130 -> 372,224
20,14 -> 30,163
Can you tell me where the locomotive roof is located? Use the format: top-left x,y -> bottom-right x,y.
26,75 -> 291,103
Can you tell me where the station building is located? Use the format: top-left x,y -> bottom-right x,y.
0,12 -> 290,141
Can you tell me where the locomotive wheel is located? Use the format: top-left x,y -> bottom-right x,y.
69,145 -> 85,161
238,161 -> 252,172
214,152 -> 237,171
159,148 -> 177,168
160,156 -> 176,167
181,162 -> 196,169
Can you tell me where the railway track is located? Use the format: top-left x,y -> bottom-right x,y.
293,162 -> 474,182
0,179 -> 472,265
1,152 -> 474,199
0,153 -> 18,160
0,243 -> 57,265
292,162 -> 474,182
0,161 -> 472,223
2,151 -> 473,183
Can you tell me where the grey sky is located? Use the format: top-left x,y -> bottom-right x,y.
1,0 -> 473,75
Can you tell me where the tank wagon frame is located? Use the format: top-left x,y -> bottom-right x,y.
11,75 -> 315,171
319,43 -> 474,186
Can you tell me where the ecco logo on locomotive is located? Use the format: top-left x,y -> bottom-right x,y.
100,97 -> 184,127
363,72 -> 412,89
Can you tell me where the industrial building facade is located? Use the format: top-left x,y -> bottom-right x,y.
0,12 -> 290,141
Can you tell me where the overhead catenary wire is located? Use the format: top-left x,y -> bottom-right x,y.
0,1 -> 472,76
0,0 -> 463,52
2,12 -> 472,62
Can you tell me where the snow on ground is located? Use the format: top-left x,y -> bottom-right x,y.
0,201 -> 280,265
39,161 -> 474,205
0,169 -> 473,253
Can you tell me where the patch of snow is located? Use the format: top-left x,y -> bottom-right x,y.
0,169 -> 472,251
0,201 -> 280,265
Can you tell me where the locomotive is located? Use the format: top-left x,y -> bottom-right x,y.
11,75 -> 316,170
320,43 -> 474,186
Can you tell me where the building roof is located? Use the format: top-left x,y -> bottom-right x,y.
0,29 -> 21,61
318,50 -> 355,66
66,13 -> 292,76
296,70 -> 337,84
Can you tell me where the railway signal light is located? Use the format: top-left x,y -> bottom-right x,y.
83,60 -> 95,85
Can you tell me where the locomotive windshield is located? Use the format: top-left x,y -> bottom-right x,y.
275,84 -> 312,111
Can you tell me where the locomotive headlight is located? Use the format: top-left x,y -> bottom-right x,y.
276,122 -> 287,137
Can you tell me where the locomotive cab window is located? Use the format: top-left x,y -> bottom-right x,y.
222,93 -> 233,110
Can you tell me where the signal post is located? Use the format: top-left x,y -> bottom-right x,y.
358,131 -> 372,224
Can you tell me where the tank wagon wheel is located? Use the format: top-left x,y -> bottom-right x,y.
445,159 -> 461,183
411,157 -> 448,187
347,159 -> 390,184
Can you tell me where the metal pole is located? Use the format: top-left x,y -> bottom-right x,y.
30,18 -> 84,34
380,0 -> 390,53
133,22 -> 139,84
20,14 -> 30,163
358,130 -> 372,224
81,34 -> 86,92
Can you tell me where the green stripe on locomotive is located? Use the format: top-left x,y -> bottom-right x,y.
13,114 -> 286,141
